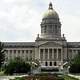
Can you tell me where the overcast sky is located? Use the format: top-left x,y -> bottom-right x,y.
0,0 -> 80,42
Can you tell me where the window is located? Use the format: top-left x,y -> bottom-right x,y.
50,62 -> 52,66
73,50 -> 76,53
30,50 -> 32,53
30,50 -> 32,59
41,49 -> 43,53
26,50 -> 28,53
22,50 -> 24,53
54,62 -> 57,66
54,49 -> 57,59
49,49 -> 52,53
45,49 -> 48,53
49,49 -> 52,59
69,49 -> 72,59
18,50 -> 20,53
45,62 -> 48,66
49,25 -> 52,33
40,49 -> 43,60
54,49 -> 57,53
69,50 -> 72,53
14,50 -> 16,53
45,49 -> 48,59
58,49 -> 61,60
78,50 -> 80,55
10,50 -> 12,53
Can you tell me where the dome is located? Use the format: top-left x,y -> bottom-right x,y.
43,2 -> 59,19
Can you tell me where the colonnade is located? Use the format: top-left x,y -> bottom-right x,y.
40,48 -> 62,61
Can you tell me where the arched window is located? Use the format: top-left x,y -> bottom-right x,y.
50,62 -> 52,66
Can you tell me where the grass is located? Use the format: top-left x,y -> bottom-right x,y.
64,75 -> 79,80
0,71 -> 5,76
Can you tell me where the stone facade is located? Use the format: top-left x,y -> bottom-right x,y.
3,3 -> 80,71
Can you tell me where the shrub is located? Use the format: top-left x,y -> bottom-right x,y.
69,53 -> 80,73
69,63 -> 80,73
4,57 -> 31,75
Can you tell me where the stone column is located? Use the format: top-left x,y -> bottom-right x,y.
43,49 -> 45,60
48,48 -> 49,60
61,49 -> 63,61
57,48 -> 58,60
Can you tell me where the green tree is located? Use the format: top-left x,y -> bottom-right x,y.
0,41 -> 5,68
69,53 -> 80,73
4,57 -> 31,75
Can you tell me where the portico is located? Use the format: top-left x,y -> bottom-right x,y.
39,47 -> 63,67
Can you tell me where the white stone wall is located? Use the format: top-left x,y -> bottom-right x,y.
4,48 -> 35,62
67,48 -> 79,60
4,42 -> 80,70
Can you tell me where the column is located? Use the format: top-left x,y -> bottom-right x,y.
24,50 -> 26,60
43,49 -> 45,60
7,51 -> 9,61
72,50 -> 74,59
48,48 -> 49,60
28,50 -> 29,60
30,50 -> 32,59
57,48 -> 58,59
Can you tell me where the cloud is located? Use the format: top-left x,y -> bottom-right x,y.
0,0 -> 80,42
61,14 -> 80,42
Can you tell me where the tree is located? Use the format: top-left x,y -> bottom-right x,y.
4,57 -> 31,75
0,41 -> 5,68
69,53 -> 80,73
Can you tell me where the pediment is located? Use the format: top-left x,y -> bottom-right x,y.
39,41 -> 62,47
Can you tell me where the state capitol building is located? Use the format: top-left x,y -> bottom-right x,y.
3,3 -> 80,71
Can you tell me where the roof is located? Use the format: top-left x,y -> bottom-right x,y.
3,42 -> 35,48
67,42 -> 80,48
43,2 -> 59,19
3,42 -> 80,48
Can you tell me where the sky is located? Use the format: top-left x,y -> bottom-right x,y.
0,0 -> 80,42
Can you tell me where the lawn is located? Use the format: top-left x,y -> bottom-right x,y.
0,71 -> 4,76
64,75 -> 79,80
